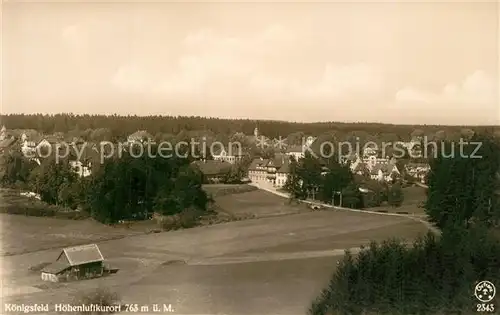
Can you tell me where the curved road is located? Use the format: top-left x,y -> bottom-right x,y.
251,183 -> 439,235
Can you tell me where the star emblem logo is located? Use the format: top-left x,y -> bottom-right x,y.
256,135 -> 269,149
474,281 -> 496,303
273,136 -> 287,150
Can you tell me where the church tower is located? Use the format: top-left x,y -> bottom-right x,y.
0,125 -> 6,141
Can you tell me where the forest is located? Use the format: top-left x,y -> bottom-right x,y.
310,134 -> 500,315
2,113 -> 498,142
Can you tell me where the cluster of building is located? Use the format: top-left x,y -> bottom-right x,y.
404,162 -> 431,183
1,125 -> 93,177
1,124 -> 430,186
245,135 -> 431,188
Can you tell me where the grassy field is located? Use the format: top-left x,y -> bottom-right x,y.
0,183 -> 427,257
0,188 -> 160,256
0,185 -> 269,256
2,202 -> 433,315
0,214 -> 143,256
367,185 -> 427,215
402,185 -> 428,206
1,183 -> 434,315
0,185 -> 297,256
213,189 -> 310,218
202,184 -> 258,197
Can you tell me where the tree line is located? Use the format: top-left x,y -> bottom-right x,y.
310,133 -> 500,315
0,145 -> 211,224
3,113 -> 497,142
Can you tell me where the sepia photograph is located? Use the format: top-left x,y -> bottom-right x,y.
1,1 -> 499,314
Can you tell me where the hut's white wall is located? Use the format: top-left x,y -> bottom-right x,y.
41,272 -> 58,282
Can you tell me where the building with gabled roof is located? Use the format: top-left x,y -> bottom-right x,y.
0,137 -> 16,153
248,154 -> 292,188
285,145 -> 305,160
370,163 -> 400,182
41,244 -> 105,282
212,143 -> 244,164
275,157 -> 291,188
248,157 -> 270,185
127,130 -> 153,144
191,160 -> 233,183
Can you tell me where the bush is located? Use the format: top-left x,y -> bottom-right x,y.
159,208 -> 203,231
362,191 -> 383,208
55,210 -> 90,220
0,203 -> 89,220
159,215 -> 179,231
73,287 -> 120,315
0,204 -> 57,217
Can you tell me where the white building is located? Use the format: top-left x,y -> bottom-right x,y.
248,158 -> 270,185
212,144 -> 243,164
362,146 -> 378,157
285,145 -> 304,160
248,154 -> 291,188
284,136 -> 316,161
70,161 -> 92,177
20,133 -> 39,157
127,130 -> 153,144
369,163 -> 400,182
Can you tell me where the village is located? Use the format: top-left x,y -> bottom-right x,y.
0,124 -> 431,196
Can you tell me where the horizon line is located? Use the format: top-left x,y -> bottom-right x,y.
0,112 -> 498,128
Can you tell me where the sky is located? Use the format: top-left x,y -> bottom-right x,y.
2,1 -> 499,125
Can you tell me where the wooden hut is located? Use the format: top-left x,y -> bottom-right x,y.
41,244 -> 105,282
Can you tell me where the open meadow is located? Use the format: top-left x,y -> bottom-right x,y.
2,209 -> 430,314
213,189 -> 310,218
1,184 -> 433,315
0,214 -> 143,256
0,185 -> 268,256
202,184 -> 258,197
368,185 -> 428,216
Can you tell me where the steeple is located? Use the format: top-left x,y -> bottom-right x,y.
0,125 -> 6,141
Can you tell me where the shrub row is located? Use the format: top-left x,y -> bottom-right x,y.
204,185 -> 257,198
0,204 -> 89,220
158,208 -> 204,231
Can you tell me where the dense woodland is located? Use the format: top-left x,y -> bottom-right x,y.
1,146 -> 211,225
2,114 -> 499,142
310,134 -> 500,315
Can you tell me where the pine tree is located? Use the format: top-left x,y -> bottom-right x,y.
426,135 -> 500,229
387,183 -> 404,207
284,157 -> 306,200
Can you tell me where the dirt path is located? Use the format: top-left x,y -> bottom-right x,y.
250,183 -> 440,235
190,247 -> 363,265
